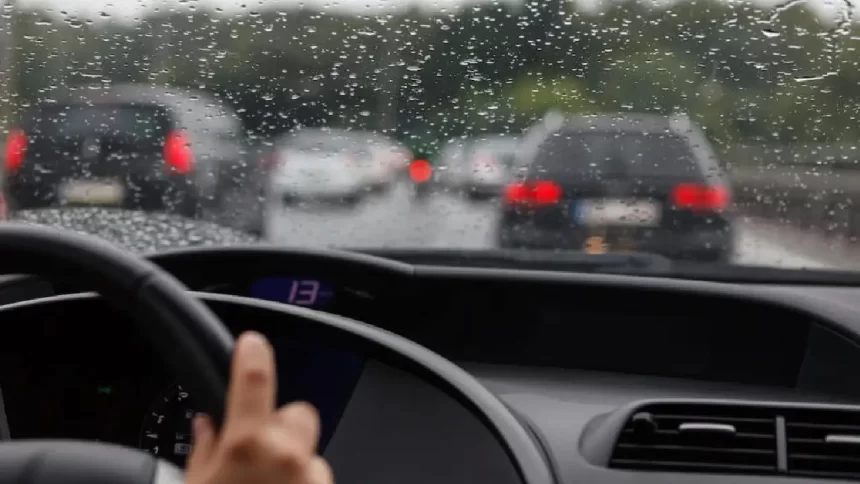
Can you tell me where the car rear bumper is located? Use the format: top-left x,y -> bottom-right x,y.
367,170 -> 393,185
497,224 -> 735,262
269,184 -> 365,205
464,182 -> 503,198
270,182 -> 363,198
7,174 -> 198,213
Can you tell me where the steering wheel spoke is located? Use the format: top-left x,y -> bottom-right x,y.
0,441 -> 183,484
0,224 -> 232,484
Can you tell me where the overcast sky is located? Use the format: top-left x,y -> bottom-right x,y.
15,0 -> 852,24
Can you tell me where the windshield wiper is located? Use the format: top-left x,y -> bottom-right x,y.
350,248 -> 673,275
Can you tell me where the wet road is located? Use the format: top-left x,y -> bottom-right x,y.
265,182 -> 855,270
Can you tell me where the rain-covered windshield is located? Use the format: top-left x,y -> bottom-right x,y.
0,0 -> 857,273
534,132 -> 702,179
469,137 -> 519,168
26,104 -> 168,139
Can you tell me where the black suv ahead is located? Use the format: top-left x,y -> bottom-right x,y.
497,113 -> 734,263
4,84 -> 267,234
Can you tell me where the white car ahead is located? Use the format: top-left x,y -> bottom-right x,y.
269,143 -> 367,206
358,133 -> 412,192
461,136 -> 520,199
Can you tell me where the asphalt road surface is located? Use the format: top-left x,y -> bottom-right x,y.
264,182 -> 859,270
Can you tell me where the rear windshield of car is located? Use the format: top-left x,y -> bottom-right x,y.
25,104 -> 170,139
469,139 -> 519,167
281,131 -> 358,149
532,131 -> 702,180
286,139 -> 357,154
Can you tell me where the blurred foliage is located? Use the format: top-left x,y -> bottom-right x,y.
5,0 -> 860,152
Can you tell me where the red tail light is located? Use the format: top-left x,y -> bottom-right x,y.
5,129 -> 27,173
261,150 -> 280,171
671,183 -> 729,212
409,159 -> 433,183
163,130 -> 193,174
504,180 -> 562,206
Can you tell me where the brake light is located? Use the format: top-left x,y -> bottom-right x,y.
261,150 -> 280,171
671,183 -> 729,212
163,130 -> 193,174
5,129 -> 27,173
409,159 -> 432,183
504,180 -> 562,206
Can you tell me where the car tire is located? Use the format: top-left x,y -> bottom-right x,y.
468,191 -> 495,202
244,217 -> 266,238
685,249 -> 733,264
496,230 -> 514,249
375,183 -> 392,195
6,189 -> 53,212
215,185 -> 268,234
715,249 -> 734,264
177,192 -> 202,219
343,194 -> 362,207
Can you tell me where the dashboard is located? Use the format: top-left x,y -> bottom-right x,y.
0,306 -> 365,467
208,276 -> 336,308
0,292 -> 523,484
3,246 -> 860,483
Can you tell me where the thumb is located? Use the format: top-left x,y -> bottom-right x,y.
187,414 -> 216,469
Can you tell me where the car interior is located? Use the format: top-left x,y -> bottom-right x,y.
1,226 -> 860,483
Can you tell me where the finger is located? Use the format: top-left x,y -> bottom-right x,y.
305,456 -> 335,484
224,331 -> 277,432
276,402 -> 321,452
186,414 -> 215,469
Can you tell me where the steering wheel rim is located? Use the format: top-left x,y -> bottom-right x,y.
0,223 -> 233,423
0,224 -> 554,484
0,223 -> 234,483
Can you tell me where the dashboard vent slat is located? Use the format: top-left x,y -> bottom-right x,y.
786,408 -> 860,480
607,402 -> 860,480
609,403 -> 779,475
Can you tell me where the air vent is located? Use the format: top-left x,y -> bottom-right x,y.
786,408 -> 860,480
609,403 -> 778,475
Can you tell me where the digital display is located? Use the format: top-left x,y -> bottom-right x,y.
270,337 -> 365,451
249,277 -> 334,307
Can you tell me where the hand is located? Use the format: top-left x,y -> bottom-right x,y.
186,331 -> 334,484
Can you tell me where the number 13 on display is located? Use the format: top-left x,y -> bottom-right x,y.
287,279 -> 320,306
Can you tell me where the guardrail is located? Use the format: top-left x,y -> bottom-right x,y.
688,142 -> 860,240
731,166 -> 860,240
722,144 -> 860,170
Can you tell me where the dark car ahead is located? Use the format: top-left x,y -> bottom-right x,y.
3,84 -> 267,234
497,113 -> 734,262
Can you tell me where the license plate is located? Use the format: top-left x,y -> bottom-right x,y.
584,236 -> 609,254
574,199 -> 661,227
60,180 -> 125,205
583,235 -> 640,254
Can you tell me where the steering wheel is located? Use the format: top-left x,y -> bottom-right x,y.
0,224 -> 554,484
0,224 -> 234,484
